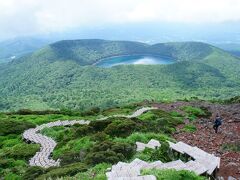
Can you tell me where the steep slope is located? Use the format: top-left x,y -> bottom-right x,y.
0,40 -> 240,111
215,43 -> 240,57
150,41 -> 213,61
29,39 -> 149,65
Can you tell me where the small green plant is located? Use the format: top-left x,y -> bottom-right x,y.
142,169 -> 205,180
181,106 -> 204,115
222,143 -> 240,152
181,106 -> 208,121
72,163 -> 111,180
134,141 -> 174,163
182,124 -> 197,133
37,162 -> 88,179
85,140 -> 135,165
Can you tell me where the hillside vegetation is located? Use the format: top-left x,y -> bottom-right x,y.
0,104 -> 208,179
18,39 -> 217,66
0,39 -> 240,111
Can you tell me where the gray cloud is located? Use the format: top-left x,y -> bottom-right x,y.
0,0 -> 240,40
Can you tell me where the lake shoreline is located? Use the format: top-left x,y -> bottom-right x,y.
93,54 -> 175,67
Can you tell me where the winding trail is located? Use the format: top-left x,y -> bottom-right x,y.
22,107 -> 157,168
23,120 -> 90,168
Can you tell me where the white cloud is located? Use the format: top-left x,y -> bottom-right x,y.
0,0 -> 240,39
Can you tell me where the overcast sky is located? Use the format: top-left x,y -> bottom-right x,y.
1,0 -> 240,40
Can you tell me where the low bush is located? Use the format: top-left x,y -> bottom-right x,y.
5,143 -> 40,160
85,140 -> 135,165
72,163 -> 111,180
134,141 -> 174,163
37,162 -> 88,179
53,136 -> 94,159
104,119 -> 138,137
23,166 -> 46,180
88,119 -> 113,132
91,132 -> 110,142
9,108 -> 81,116
81,107 -> 101,116
137,110 -> 184,134
182,124 -> 197,133
114,132 -> 173,144
0,120 -> 35,135
142,169 -> 205,180
222,142 -> 240,152
4,173 -> 21,180
75,124 -> 93,137
181,106 -> 208,118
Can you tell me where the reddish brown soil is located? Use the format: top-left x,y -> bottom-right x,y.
152,101 -> 240,179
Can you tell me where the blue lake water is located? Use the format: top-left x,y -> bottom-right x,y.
95,55 -> 175,67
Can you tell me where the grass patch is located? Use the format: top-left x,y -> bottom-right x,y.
222,142 -> 240,152
63,163 -> 111,180
180,106 -> 209,121
142,168 -> 206,180
182,124 -> 197,133
101,104 -> 138,116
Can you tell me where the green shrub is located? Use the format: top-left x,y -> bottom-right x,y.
101,104 -> 136,116
114,132 -> 173,144
142,169 -> 205,180
0,158 -> 10,169
169,111 -> 183,117
89,119 -> 113,132
104,119 -> 137,137
37,162 -> 88,179
0,120 -> 35,135
222,142 -> 240,152
181,106 -> 207,118
134,142 -> 173,163
91,132 -> 110,142
1,138 -> 20,148
4,172 -> 21,180
10,108 -> 81,116
40,126 -> 65,141
85,141 -> 135,165
23,166 -> 46,180
81,107 -> 101,116
59,151 -> 86,165
137,110 -> 184,134
5,143 -> 40,160
74,125 -> 93,137
182,124 -> 197,133
138,111 -> 157,121
53,136 -> 94,159
72,163 -> 111,180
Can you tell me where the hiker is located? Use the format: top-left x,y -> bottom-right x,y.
213,115 -> 222,133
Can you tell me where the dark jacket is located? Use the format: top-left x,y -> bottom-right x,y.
214,117 -> 222,126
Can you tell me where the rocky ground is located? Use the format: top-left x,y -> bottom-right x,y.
152,101 -> 240,179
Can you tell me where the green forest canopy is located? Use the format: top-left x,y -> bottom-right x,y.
0,39 -> 240,111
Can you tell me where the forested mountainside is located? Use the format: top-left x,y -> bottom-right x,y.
0,39 -> 240,111
215,43 -> 240,57
15,39 -> 221,65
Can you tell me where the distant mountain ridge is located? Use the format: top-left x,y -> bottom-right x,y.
0,39 -> 240,111
215,43 -> 240,57
0,37 -> 51,63
17,39 -> 223,66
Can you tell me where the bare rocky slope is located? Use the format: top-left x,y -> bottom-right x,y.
152,101 -> 240,179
